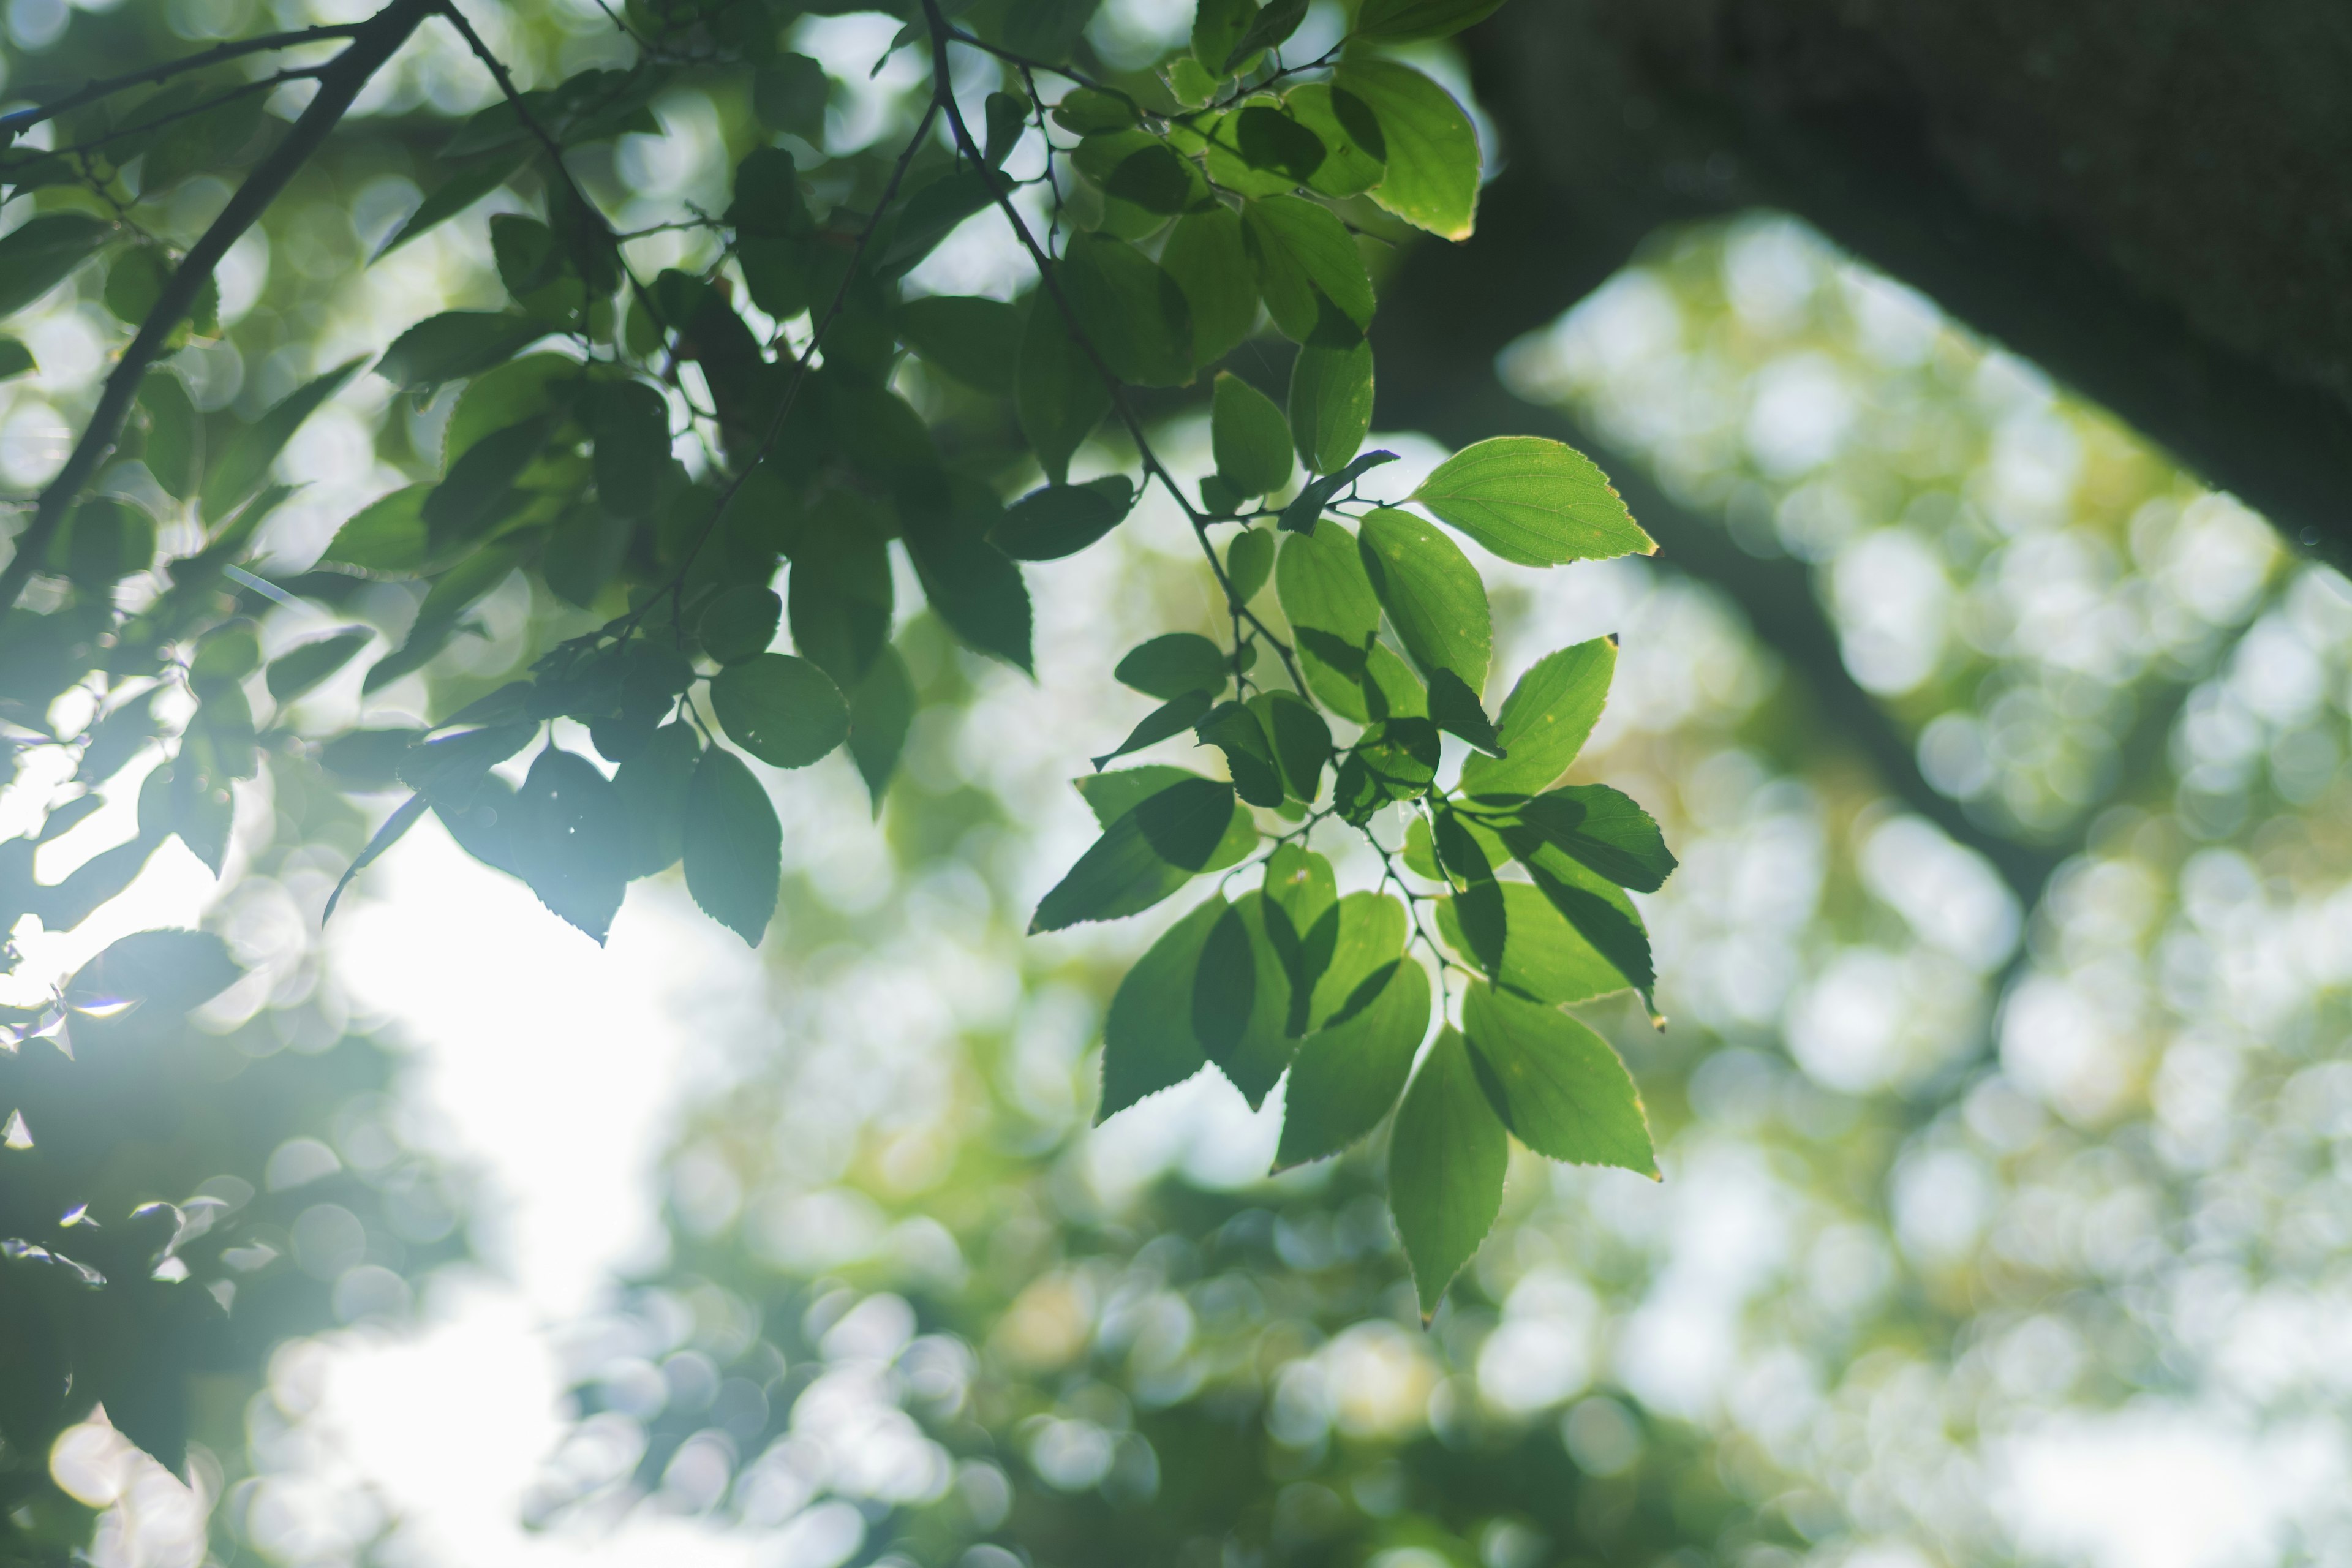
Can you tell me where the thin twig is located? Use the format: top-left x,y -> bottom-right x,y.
0,0 -> 437,614
0,23 -> 366,137
920,0 -> 1314,708
4,69 -> 322,170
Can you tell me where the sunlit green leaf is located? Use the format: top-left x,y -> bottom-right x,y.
1333,60 -> 1482,240
1411,436 -> 1656,566
1213,372 -> 1293,497
1389,1026 -> 1509,1317
1358,506 -> 1490,693
1193,892 -> 1293,1108
1461,638 -> 1616,797
1161,208 -> 1259,368
1487,783 -> 1676,893
1242,196 -> 1374,342
1226,527 -> 1275,604
1115,633 -> 1228,700
1276,957 -> 1430,1169
1073,767 -> 1258,872
1439,881 -> 1630,1006
1289,331 -> 1374,477
1462,981 -> 1656,1175
1286,84 -> 1387,197
1197,699 -> 1284,807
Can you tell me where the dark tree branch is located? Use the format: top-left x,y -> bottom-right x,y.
1459,0 -> 2352,571
0,23 -> 367,138
0,0 -> 434,614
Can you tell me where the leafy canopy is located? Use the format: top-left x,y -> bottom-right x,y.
0,0 -> 1679,1493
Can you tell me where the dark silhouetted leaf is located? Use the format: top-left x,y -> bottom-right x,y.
684,745 -> 781,944
375,311 -> 546,397
1016,296 -> 1108,484
323,794 -> 428,922
899,295 -> 1024,394
1116,633 -> 1227,699
847,644 -> 915,813
509,746 -> 630,942
710,653 -> 849,769
989,475 -> 1135,560
1099,895 -> 1222,1121
699,586 -> 783,665
1061,233 -> 1193,388
1193,892 -> 1294,1107
265,629 -> 371,704
1031,776 -> 1237,932
1161,207 -> 1257,368
1093,690 -> 1213,769
397,722 -> 536,809
1212,372 -> 1292,497
0,214 -> 111,320
1488,783 -> 1676,892
612,720 -> 700,876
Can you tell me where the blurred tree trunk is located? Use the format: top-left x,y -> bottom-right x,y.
1376,0 -> 2352,562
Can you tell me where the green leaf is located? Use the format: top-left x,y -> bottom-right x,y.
1099,895 -> 1222,1121
900,478 -> 1033,671
1193,892 -> 1294,1107
1461,981 -> 1656,1175
491,214 -> 559,300
1060,233 -> 1193,388
265,629 -> 371,704
788,488 -> 894,688
200,358 -> 364,522
1115,633 -> 1227,699
1278,448 -> 1397,533
375,311 -> 547,396
880,168 -> 1002,276
899,295 -> 1024,394
1288,335 -> 1376,475
1225,0 -> 1306,69
1261,842 -> 1336,1032
323,484 -> 429,573
1093,690 -> 1213,769
1250,688 -> 1331,802
590,380 -> 670,518
396,721 -> 537,809
320,728 -> 428,790
1226,527 -> 1275,603
1517,846 -> 1658,1016
137,369 -> 197,497
1431,803 -> 1506,974
847,643 -> 916,813
1427,666 -> 1504,755
1196,700 -> 1285,807
1074,766 -> 1257,871
1487,784 -> 1676,893
984,89 -> 1029,165
1286,84 -> 1387,197
1240,196 -> 1374,342
1212,372 -> 1293,497
753,53 -> 830,138
1031,775 -> 1238,932
1275,957 -> 1430,1169
1461,638 -> 1616,796
1016,293 -> 1109,483
1307,891 -> 1409,1027
989,475 -> 1136,560
710,653 -> 850,769
323,794 -> 429,923
104,246 -> 167,326
1161,208 -> 1259,368
509,746 -> 631,943
372,153 -> 528,261
612,720 -> 701,876
1389,1026 -> 1509,1317
421,414 -> 552,547
1193,0 -> 1257,70
1052,87 -> 1137,134
699,585 -> 783,665
1410,435 -> 1656,566
1354,0 -> 1505,40
447,353 -> 578,462
1276,518 -> 1381,717
1333,60 -> 1482,240
1439,881 -> 1632,1006
0,214 -> 112,320
1205,103 -> 1327,196
56,497 -> 155,587
684,744 -> 782,945
545,505 -> 632,610
1358,506 -> 1490,692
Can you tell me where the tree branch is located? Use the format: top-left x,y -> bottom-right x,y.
0,0 -> 434,613
0,23 -> 368,138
